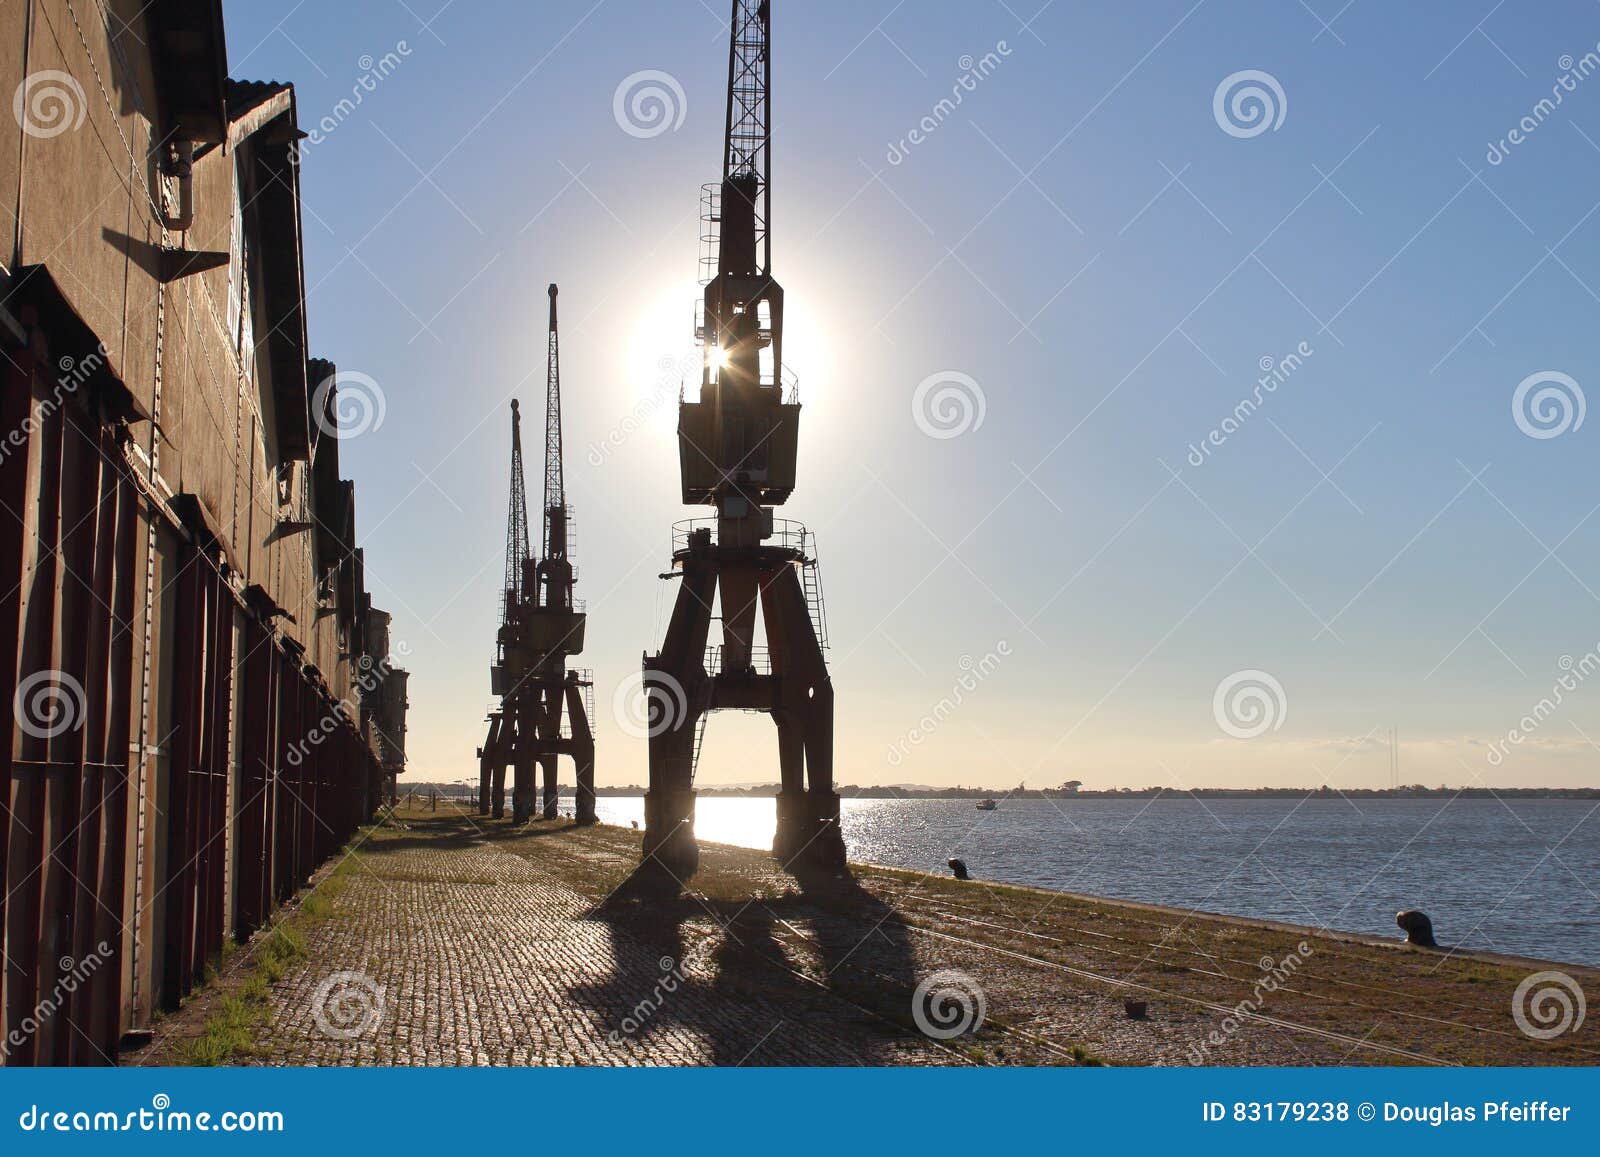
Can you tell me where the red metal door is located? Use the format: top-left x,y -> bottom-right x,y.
1,341 -> 137,1065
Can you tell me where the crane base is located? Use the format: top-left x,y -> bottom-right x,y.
774,790 -> 846,866
642,531 -> 840,880
643,789 -> 700,879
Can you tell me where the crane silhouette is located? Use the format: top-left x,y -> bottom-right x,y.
478,286 -> 596,825
640,0 -> 844,878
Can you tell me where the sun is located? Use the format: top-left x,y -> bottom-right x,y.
627,279 -> 703,405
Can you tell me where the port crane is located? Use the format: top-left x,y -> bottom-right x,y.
479,285 -> 596,824
641,0 -> 844,876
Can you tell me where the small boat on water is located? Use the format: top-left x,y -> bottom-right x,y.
975,798 -> 997,811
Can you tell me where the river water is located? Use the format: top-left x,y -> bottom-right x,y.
591,795 -> 1600,965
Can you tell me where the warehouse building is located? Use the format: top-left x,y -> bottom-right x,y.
1,0 -> 406,1064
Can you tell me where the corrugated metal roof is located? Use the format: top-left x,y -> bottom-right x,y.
225,79 -> 291,121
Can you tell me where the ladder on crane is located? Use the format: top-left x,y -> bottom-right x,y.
802,529 -> 829,650
689,713 -> 709,784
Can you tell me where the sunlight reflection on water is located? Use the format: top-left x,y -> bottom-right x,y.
591,795 -> 1600,964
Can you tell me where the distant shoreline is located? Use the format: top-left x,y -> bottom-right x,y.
402,783 -> 1600,800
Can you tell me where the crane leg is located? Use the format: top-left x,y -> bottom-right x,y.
801,684 -> 845,868
566,679 -> 597,825
772,712 -> 806,861
540,752 -> 559,820
643,558 -> 716,879
512,745 -> 535,823
765,562 -> 844,867
478,716 -> 502,816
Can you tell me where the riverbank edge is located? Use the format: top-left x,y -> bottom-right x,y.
835,851 -> 1600,975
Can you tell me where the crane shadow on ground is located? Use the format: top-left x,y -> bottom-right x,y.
354,810 -> 591,858
571,852 -> 930,1065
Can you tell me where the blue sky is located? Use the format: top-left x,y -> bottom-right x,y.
223,1 -> 1600,790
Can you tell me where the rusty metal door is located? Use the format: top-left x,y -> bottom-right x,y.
1,344 -> 138,1065
159,555 -> 233,1007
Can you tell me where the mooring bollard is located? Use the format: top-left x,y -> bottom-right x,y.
1396,909 -> 1437,947
948,857 -> 970,880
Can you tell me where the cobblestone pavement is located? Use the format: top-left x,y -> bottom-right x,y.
218,810 -> 1599,1068
253,833 -> 956,1066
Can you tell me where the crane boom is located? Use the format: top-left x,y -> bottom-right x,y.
722,0 -> 772,275
541,284 -> 565,561
501,399 -> 529,624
